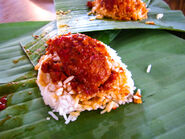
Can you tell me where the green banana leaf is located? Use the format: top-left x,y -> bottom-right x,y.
20,21 -> 58,67
0,22 -> 49,83
0,21 -> 49,43
0,21 -> 185,139
55,0 -> 185,34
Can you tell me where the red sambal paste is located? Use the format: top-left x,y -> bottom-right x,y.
87,1 -> 94,8
0,96 -> 7,111
42,33 -> 112,95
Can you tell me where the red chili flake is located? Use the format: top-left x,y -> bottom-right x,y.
124,92 -> 129,96
112,107 -> 117,110
33,35 -> 39,39
101,0 -> 115,11
0,96 -> 7,111
126,6 -> 131,13
87,1 -> 93,8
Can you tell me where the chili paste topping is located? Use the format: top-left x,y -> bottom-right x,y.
42,33 -> 112,95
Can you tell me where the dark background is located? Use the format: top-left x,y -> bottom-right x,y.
165,0 -> 185,14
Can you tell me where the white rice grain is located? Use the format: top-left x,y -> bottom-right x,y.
106,101 -> 116,112
156,13 -> 163,20
63,113 -> 68,121
71,116 -> 77,122
137,89 -> 141,96
46,117 -> 51,120
133,95 -> 141,99
74,98 -> 79,108
48,111 -> 59,120
56,88 -> 63,96
146,64 -> 152,73
100,109 -> 107,114
68,90 -> 75,94
65,115 -> 73,124
58,81 -> 63,87
63,76 -> 74,84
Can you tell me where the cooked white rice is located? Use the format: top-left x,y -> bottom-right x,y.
37,43 -> 136,124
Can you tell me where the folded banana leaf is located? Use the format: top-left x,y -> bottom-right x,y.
20,21 -> 121,66
20,21 -> 58,66
55,0 -> 185,34
0,21 -> 185,139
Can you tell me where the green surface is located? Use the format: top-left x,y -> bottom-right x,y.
0,21 -> 49,43
55,0 -> 185,33
20,21 -> 58,66
0,21 -> 185,138
0,22 -> 48,83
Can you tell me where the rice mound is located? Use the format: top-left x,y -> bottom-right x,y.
36,40 -> 136,124
88,0 -> 148,21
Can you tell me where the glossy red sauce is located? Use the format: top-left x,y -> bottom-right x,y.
87,1 -> 94,8
101,71 -> 118,90
43,33 -> 112,95
0,96 -> 7,111
41,58 -> 67,82
100,0 -> 115,11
